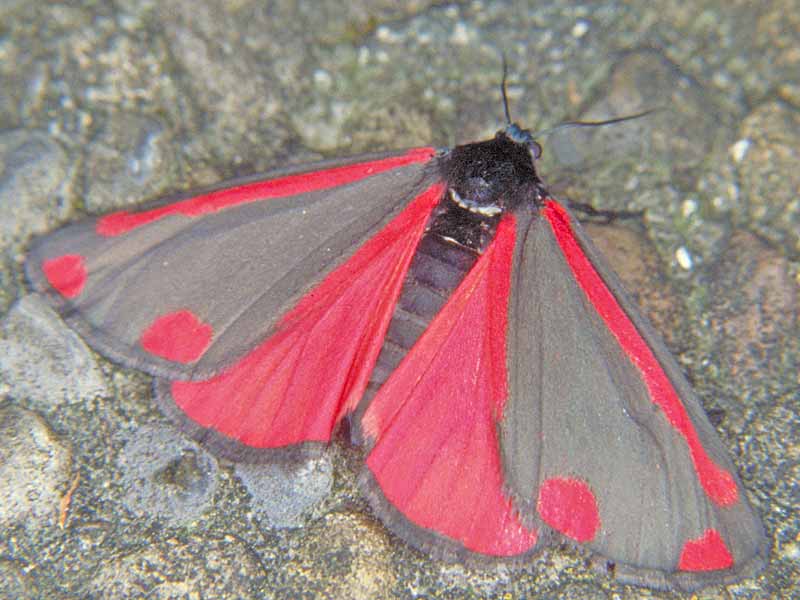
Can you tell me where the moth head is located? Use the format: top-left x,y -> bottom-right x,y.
503,123 -> 543,163
444,126 -> 544,216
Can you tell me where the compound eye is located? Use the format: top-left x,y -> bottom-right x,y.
530,140 -> 543,160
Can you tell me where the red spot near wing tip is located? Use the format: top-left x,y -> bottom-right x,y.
678,529 -> 734,572
42,254 -> 87,298
537,477 -> 600,543
140,310 -> 212,363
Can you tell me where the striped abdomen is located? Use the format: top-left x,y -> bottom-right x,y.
360,200 -> 499,409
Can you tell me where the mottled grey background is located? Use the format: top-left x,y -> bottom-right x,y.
0,1 -> 797,598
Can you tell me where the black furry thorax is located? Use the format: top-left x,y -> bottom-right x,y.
441,127 -> 547,217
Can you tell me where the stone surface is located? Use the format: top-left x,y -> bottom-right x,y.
118,423 -> 218,526
0,403 -> 72,529
737,103 -> 800,256
281,511 -> 396,599
0,294 -> 108,408
0,1 -> 796,598
0,129 -> 71,244
235,453 -> 333,529
84,113 -> 179,212
709,231 -> 798,390
83,535 -> 265,599
0,559 -> 41,600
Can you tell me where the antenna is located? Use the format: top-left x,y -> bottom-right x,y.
532,108 -> 662,139
501,55 -> 512,125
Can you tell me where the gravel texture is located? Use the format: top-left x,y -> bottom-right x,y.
1,1 -> 797,598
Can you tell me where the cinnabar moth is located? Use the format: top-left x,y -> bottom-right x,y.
26,91 -> 765,591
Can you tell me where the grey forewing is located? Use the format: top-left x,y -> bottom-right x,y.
564,213 -> 766,578
27,159 -> 437,381
500,207 -> 765,581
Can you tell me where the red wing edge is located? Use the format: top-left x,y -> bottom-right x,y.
359,215 -> 540,559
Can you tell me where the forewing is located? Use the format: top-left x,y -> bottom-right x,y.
26,149 -> 436,380
499,200 -> 766,590
156,181 -> 444,454
359,217 -> 540,560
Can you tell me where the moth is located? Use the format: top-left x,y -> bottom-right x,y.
26,94 -> 765,591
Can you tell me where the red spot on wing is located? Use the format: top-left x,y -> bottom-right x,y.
97,148 -> 436,236
140,310 -> 213,364
537,477 -> 600,543
170,183 -> 443,447
42,254 -> 87,298
678,529 -> 734,571
543,201 -> 738,508
362,216 -> 538,556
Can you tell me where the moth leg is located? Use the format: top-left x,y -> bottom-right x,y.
566,200 -> 644,224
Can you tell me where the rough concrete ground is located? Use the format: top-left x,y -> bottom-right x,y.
0,1 -> 797,598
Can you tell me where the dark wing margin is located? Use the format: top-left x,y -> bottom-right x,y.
26,148 -> 437,381
499,200 -> 766,590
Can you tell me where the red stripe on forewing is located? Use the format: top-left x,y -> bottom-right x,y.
678,529 -> 734,571
42,254 -> 87,298
543,201 -> 738,507
537,477 -> 600,543
170,182 -> 443,447
96,148 -> 436,236
362,216 -> 538,556
140,310 -> 213,364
